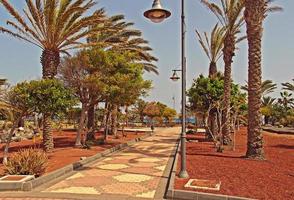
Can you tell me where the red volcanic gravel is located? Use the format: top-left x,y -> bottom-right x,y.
0,130 -> 145,175
175,127 -> 294,200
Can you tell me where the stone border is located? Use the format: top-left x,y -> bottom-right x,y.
0,131 -> 153,192
262,127 -> 294,135
153,134 -> 181,199
165,141 -> 255,200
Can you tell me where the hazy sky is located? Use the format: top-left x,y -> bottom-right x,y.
0,0 -> 293,111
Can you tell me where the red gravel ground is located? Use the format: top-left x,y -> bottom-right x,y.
175,127 -> 294,200
0,130 -> 145,176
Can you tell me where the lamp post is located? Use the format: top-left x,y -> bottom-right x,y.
144,0 -> 189,178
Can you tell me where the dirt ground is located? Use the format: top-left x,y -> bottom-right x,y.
175,127 -> 294,200
0,130 -> 145,176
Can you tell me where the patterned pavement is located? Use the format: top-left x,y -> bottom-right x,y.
29,127 -> 180,200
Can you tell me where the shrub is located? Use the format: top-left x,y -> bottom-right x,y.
4,148 -> 48,177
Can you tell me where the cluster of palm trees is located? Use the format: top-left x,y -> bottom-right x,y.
0,0 -> 158,152
195,0 -> 282,159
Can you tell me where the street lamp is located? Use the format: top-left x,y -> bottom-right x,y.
144,0 -> 189,178
144,0 -> 171,23
170,69 -> 181,81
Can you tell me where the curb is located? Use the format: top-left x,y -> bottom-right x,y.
262,127 -> 294,135
165,140 -> 254,200
0,131 -> 154,192
153,134 -> 181,199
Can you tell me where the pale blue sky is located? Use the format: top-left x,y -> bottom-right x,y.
0,0 -> 293,110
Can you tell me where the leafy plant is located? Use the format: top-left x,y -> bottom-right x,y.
4,148 -> 48,177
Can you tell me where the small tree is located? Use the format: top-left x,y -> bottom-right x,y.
2,82 -> 33,164
163,107 -> 177,126
143,102 -> 160,125
188,74 -> 224,139
133,99 -> 148,124
12,79 -> 76,152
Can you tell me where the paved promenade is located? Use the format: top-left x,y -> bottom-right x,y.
0,127 -> 180,200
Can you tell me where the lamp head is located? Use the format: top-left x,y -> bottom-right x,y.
144,0 -> 171,23
170,71 -> 180,81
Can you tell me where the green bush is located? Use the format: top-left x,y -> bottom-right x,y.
4,148 -> 48,177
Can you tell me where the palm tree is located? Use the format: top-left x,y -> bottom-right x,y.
195,24 -> 225,77
262,96 -> 276,107
201,0 -> 246,145
0,0 -> 107,78
0,0 -> 107,152
245,0 -> 282,159
90,14 -> 159,74
242,79 -> 277,96
278,91 -> 294,109
195,25 -> 225,136
282,79 -> 294,92
261,96 -> 275,124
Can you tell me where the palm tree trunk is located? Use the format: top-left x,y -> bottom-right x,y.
208,61 -> 218,137
43,113 -> 54,152
264,115 -> 269,125
41,49 -> 60,79
245,0 -> 265,160
40,49 -> 60,151
209,61 -> 217,77
222,33 -> 235,146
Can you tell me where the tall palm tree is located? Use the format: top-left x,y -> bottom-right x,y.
201,0 -> 246,145
282,79 -> 294,92
0,0 -> 107,152
242,79 -> 277,96
0,0 -> 107,78
195,24 -> 225,77
195,24 -> 225,136
245,0 -> 282,159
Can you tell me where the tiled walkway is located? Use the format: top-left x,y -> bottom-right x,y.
1,127 -> 180,200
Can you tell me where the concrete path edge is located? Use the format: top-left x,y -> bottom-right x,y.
0,131 -> 154,192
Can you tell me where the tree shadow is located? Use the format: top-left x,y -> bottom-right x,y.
270,144 -> 294,150
186,151 -> 246,159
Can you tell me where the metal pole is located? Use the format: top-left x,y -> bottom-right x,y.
179,0 -> 189,178
172,95 -> 176,110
